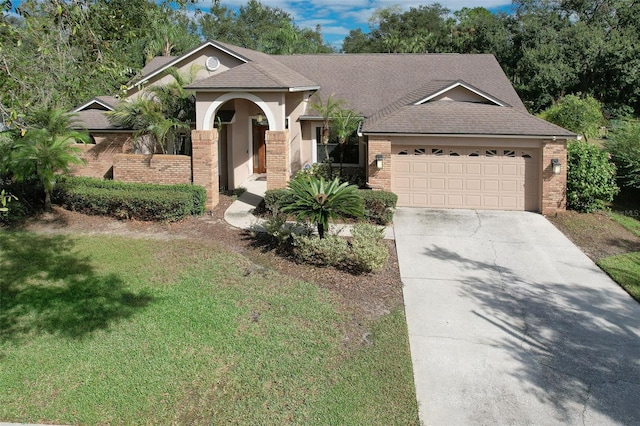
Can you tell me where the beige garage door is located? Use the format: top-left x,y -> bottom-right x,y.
392,146 -> 540,211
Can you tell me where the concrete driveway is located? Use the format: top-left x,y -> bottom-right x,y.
395,208 -> 640,425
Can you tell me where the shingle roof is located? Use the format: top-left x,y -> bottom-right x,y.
138,56 -> 176,81
362,102 -> 576,137
186,55 -> 318,90
73,110 -> 121,131
276,53 -> 526,117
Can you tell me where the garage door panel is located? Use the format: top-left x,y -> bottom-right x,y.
391,145 -> 540,211
430,178 -> 445,190
448,178 -> 464,190
413,178 -> 428,189
413,162 -> 428,174
395,177 -> 411,189
430,162 -> 445,174
394,160 -> 411,173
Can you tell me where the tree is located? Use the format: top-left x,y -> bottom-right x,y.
538,94 -> 604,139
605,119 -> 640,190
9,108 -> 89,211
282,177 -> 364,239
108,66 -> 197,154
331,108 -> 361,175
308,94 -> 345,175
199,0 -> 332,54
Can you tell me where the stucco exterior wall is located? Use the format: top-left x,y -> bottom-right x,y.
285,92 -> 306,176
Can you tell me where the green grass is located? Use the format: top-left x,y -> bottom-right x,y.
0,231 -> 418,425
598,253 -> 640,302
609,211 -> 640,237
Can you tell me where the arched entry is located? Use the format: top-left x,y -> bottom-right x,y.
200,92 -> 280,189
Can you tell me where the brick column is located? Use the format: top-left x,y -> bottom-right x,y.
191,130 -> 219,210
367,138 -> 392,191
541,139 -> 567,215
266,130 -> 290,190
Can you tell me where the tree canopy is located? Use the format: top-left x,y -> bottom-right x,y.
1,0 -> 640,118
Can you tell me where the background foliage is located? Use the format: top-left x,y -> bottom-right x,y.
2,0 -> 640,117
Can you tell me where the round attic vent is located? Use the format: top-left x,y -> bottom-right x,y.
205,56 -> 220,71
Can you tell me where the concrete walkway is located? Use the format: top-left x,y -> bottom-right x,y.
395,208 -> 640,425
223,176 -> 394,239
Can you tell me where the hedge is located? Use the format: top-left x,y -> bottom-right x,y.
53,176 -> 207,221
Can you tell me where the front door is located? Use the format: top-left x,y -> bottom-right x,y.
252,123 -> 268,174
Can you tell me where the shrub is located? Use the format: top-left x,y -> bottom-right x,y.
567,141 -> 618,212
263,188 -> 295,214
605,119 -> 640,190
0,175 -> 44,224
282,177 -> 364,238
538,94 -> 605,139
53,176 -> 207,221
291,233 -> 349,267
360,190 -> 398,225
349,223 -> 389,272
295,163 -> 366,187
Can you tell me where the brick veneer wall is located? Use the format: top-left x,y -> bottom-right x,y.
191,129 -> 219,210
367,138 -> 392,191
72,133 -> 133,179
266,130 -> 290,190
113,154 -> 191,184
541,139 -> 567,214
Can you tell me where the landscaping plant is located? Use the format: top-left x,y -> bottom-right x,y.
8,109 -> 89,211
282,176 -> 364,239
566,140 -> 618,212
605,119 -> 640,190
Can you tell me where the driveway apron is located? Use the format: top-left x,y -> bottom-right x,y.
395,208 -> 640,425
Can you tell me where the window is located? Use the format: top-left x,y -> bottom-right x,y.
397,149 -> 408,155
315,126 -> 360,165
431,148 -> 444,156
449,150 -> 460,156
469,150 -> 480,157
503,150 -> 516,157
486,149 -> 497,157
414,148 -> 426,155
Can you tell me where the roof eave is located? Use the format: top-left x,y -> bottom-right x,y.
362,132 -> 578,139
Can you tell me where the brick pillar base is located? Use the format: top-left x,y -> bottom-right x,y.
367,138 -> 392,191
541,139 -> 567,215
266,130 -> 290,190
191,130 -> 219,210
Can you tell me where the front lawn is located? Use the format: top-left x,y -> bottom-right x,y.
0,231 -> 418,425
597,253 -> 640,301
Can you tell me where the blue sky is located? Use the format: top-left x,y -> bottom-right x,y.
194,1 -> 515,48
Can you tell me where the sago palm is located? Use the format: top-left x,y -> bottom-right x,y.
282,177 -> 364,239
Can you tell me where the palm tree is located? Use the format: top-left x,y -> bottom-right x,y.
332,108 -> 361,175
282,176 -> 364,239
309,94 -> 345,176
10,108 -> 89,211
109,66 -> 198,154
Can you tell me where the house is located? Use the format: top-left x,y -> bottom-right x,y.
73,40 -> 575,214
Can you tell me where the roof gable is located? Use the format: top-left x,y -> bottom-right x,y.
73,96 -> 119,112
414,81 -> 507,106
129,41 -> 250,90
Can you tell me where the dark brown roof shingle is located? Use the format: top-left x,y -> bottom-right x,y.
362,102 -> 576,137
